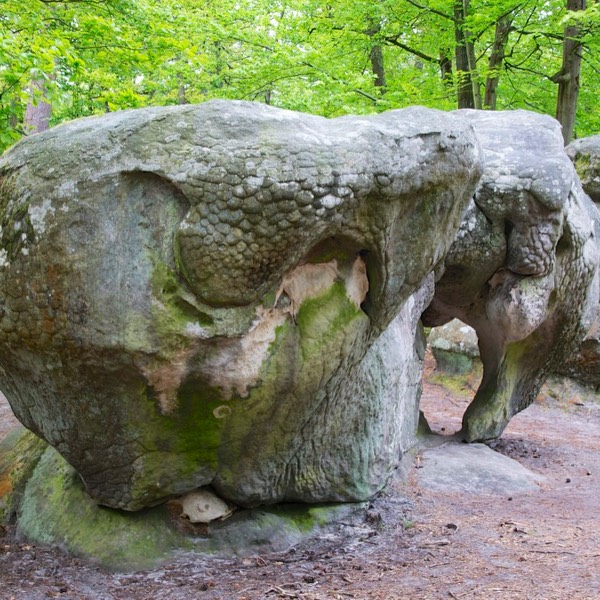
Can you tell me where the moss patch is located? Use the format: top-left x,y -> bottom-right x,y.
18,447 -> 184,571
428,362 -> 482,397
295,279 -> 365,359
431,348 -> 475,375
201,502 -> 365,556
0,427 -> 47,524
15,444 -> 366,570
214,273 -> 370,502
573,153 -> 591,177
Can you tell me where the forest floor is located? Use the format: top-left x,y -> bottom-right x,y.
1,354 -> 600,600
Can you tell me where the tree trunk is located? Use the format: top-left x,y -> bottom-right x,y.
8,100 -> 19,130
454,0 -> 475,108
177,80 -> 188,105
553,0 -> 586,145
369,44 -> 387,91
24,79 -> 52,135
366,13 -> 387,94
484,16 -> 513,109
440,52 -> 453,85
463,0 -> 482,108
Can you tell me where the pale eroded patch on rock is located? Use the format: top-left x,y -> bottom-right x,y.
346,256 -> 369,309
198,308 -> 288,400
0,249 -> 9,268
139,344 -> 199,414
177,488 -> 235,523
28,198 -> 55,236
199,258 -> 368,400
276,260 -> 339,317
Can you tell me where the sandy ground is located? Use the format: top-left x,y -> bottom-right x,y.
1,358 -> 599,599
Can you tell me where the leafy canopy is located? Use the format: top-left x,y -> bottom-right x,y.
1,0 -> 598,152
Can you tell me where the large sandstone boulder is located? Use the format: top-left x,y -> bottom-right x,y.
0,101 -> 481,510
423,110 -> 599,441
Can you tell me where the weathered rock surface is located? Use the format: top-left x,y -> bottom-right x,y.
0,426 -> 46,523
554,303 -> 600,388
417,441 -> 544,495
9,431 -> 362,571
560,136 -> 600,386
423,110 -> 599,442
567,134 -> 600,204
0,101 -> 481,511
428,319 -> 479,374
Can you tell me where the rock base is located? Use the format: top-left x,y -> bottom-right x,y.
1,427 -> 367,571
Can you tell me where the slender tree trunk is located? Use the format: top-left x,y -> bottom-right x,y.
553,0 -> 586,145
177,71 -> 188,105
454,0 -> 475,108
466,43 -> 481,108
369,44 -> 387,91
484,16 -> 513,109
213,41 -> 224,88
8,99 -> 19,130
463,0 -> 482,108
440,52 -> 453,84
366,13 -> 387,94
24,79 -> 52,135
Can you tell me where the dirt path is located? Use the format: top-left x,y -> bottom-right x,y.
1,361 -> 599,599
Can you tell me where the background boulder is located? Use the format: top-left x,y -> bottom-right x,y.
560,135 -> 600,388
428,319 -> 479,374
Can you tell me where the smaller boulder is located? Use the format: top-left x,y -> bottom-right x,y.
428,319 -> 479,374
418,442 -> 544,495
0,427 -> 47,523
554,306 -> 600,388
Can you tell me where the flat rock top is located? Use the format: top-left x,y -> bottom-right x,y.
418,441 -> 544,495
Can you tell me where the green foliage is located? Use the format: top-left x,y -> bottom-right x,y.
1,0 -> 598,154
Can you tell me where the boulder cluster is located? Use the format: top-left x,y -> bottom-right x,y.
0,102 -> 597,541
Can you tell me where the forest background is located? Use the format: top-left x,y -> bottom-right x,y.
1,0 -> 598,154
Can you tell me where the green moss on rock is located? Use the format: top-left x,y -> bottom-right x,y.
199,502 -> 365,556
17,447 -> 184,571
0,427 -> 47,524
13,442 -> 366,570
214,276 -> 371,504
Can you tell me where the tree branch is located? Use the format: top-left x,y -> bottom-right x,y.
511,28 -> 564,42
383,36 -> 439,63
504,59 -> 553,80
581,52 -> 600,75
402,0 -> 454,21
300,61 -> 379,102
